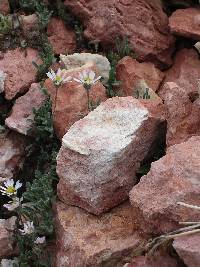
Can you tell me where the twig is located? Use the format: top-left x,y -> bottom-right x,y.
177,202 -> 200,211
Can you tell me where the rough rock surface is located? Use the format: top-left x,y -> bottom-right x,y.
129,136 -> 200,234
0,131 -> 26,182
64,0 -> 174,68
126,252 -> 179,267
47,17 -> 76,55
0,217 -> 16,259
0,48 -> 41,100
0,0 -> 10,15
173,233 -> 200,267
159,49 -> 200,99
45,63 -> 107,139
54,201 -> 143,267
5,83 -> 47,135
116,56 -> 165,97
60,53 -> 111,83
159,82 -> 200,147
57,97 -> 166,215
169,8 -> 200,40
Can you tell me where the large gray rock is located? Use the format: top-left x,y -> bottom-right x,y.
57,96 -> 165,215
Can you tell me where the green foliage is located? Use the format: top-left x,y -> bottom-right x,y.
106,36 -> 135,97
32,39 -> 55,80
0,14 -> 12,36
19,0 -> 52,29
15,91 -> 60,267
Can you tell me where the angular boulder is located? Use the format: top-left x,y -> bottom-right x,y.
173,234 -> 200,267
5,83 -> 47,135
0,48 -> 41,100
54,201 -> 144,267
159,82 -> 200,147
0,131 -> 26,181
129,136 -> 200,234
45,63 -> 107,139
116,56 -> 165,96
47,17 -> 76,55
169,8 -> 200,40
159,49 -> 200,99
57,96 -> 166,214
60,53 -> 111,83
63,0 -> 175,69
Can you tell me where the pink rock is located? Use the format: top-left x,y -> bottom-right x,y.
0,217 -> 16,258
126,252 -> 178,267
64,0 -> 175,69
173,233 -> 200,267
0,131 -> 26,181
54,201 -> 144,267
129,136 -> 200,235
169,8 -> 200,40
57,97 -> 166,215
47,17 -> 76,55
5,83 -> 47,135
44,64 -> 107,139
159,49 -> 200,99
159,82 -> 200,147
0,0 -> 10,15
116,56 -> 165,97
0,48 -> 41,100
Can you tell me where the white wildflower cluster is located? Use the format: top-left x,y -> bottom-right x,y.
0,179 -> 45,247
46,68 -> 101,89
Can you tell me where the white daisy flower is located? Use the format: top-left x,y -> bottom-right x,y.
19,221 -> 35,235
74,70 -> 101,88
0,179 -> 22,197
34,236 -> 46,244
46,68 -> 72,86
3,197 -> 23,211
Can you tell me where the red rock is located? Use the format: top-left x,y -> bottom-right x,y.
54,201 -> 144,267
64,0 -> 175,69
47,17 -> 76,55
5,83 -> 47,135
169,8 -> 200,40
0,0 -> 10,15
57,97 -> 166,215
126,252 -> 178,267
44,63 -> 107,139
159,49 -> 200,99
0,48 -> 41,100
129,136 -> 200,235
116,56 -> 165,97
159,82 -> 200,147
0,131 -> 26,181
0,217 -> 16,258
173,233 -> 200,267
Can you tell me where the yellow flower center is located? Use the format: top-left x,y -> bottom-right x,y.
6,186 -> 16,194
84,77 -> 92,85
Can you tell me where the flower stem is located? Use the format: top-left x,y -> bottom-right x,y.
53,86 -> 58,114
